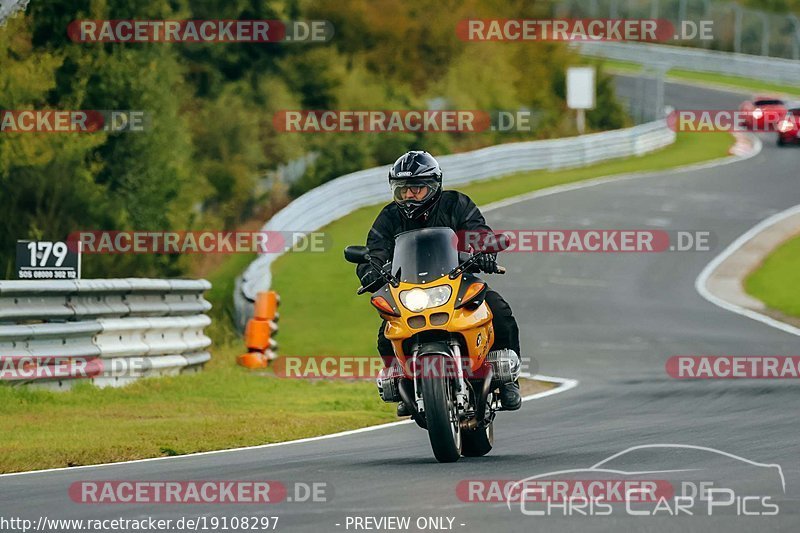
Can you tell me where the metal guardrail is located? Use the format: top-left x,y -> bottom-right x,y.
577,41 -> 800,85
556,0 -> 800,60
233,118 -> 676,330
0,278 -> 211,321
0,278 -> 212,390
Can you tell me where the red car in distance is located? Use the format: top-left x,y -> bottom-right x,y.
739,96 -> 787,131
777,105 -> 800,146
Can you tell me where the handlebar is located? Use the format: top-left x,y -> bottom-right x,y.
359,260 -> 505,294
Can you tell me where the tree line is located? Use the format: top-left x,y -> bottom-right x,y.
0,0 -> 626,279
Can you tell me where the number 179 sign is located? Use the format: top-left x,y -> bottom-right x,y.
16,240 -> 81,280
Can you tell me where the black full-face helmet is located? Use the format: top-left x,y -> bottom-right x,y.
388,151 -> 443,220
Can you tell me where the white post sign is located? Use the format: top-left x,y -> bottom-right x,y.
567,66 -> 596,134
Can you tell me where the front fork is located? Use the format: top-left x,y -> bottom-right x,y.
412,340 -> 469,415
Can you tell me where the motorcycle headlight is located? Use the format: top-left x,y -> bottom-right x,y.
752,108 -> 763,119
399,285 -> 452,312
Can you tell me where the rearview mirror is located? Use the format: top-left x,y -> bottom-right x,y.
344,245 -> 370,264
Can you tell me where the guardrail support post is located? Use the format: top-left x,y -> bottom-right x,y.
759,13 -> 770,56
649,0 -> 659,19
790,16 -> 800,60
733,5 -> 742,54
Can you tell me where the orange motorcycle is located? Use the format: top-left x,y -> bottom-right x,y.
345,227 -> 519,462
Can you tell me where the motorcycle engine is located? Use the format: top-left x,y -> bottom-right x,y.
487,348 -> 521,384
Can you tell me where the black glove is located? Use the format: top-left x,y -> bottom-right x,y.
359,267 -> 385,292
476,252 -> 498,273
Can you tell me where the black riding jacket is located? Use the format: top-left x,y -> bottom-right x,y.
355,190 -> 492,280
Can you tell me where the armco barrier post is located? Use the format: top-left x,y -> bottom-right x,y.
238,290 -> 280,369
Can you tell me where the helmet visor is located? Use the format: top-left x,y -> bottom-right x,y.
390,177 -> 440,205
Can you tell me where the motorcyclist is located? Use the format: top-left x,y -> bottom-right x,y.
355,150 -> 523,416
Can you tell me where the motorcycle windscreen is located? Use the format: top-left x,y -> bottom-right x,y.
391,227 -> 459,284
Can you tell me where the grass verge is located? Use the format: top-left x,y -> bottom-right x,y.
597,58 -> 800,98
0,356 -> 393,473
0,131 -> 732,473
744,235 -> 800,318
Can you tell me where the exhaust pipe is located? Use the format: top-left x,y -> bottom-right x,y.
397,378 -> 416,411
474,365 -> 493,424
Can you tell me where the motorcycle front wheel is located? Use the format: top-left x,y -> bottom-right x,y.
420,355 -> 462,463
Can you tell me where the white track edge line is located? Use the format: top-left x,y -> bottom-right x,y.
0,374 -> 577,478
694,202 -> 800,338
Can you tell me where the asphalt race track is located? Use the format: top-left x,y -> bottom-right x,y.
1,78 -> 799,533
